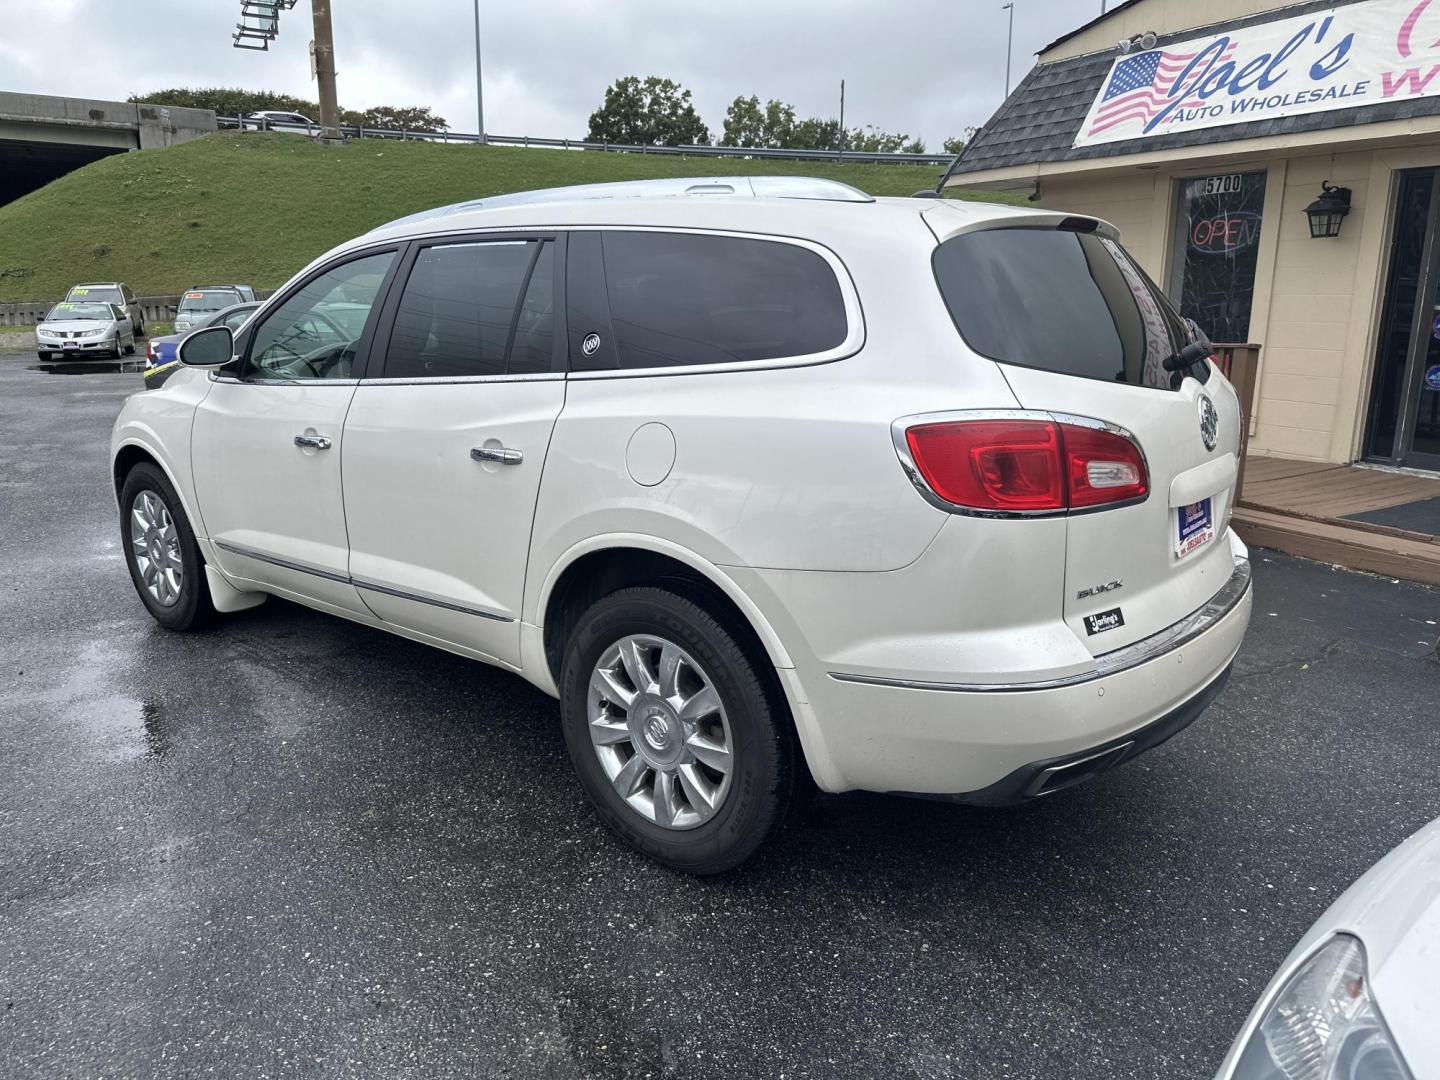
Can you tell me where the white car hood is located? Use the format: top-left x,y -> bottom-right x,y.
1323,818 -> 1440,1070
41,320 -> 115,333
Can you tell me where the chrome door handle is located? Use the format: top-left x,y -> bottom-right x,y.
294,434 -> 332,450
470,446 -> 523,465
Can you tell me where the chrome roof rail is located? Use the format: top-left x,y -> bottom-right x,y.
372,176 -> 874,231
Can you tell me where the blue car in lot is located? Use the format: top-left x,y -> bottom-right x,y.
144,301 -> 261,388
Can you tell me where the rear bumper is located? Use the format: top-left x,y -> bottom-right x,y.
925,661 -> 1233,805
789,554 -> 1252,796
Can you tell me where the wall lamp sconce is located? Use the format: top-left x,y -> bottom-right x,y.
1305,181 -> 1351,238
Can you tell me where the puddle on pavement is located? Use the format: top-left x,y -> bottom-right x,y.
27,359 -> 145,375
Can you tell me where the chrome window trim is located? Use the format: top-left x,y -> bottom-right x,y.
890,408 -> 1151,519
214,541 -> 514,622
828,557 -> 1250,694
210,374 -> 360,386
562,225 -> 865,380
360,371 -> 564,387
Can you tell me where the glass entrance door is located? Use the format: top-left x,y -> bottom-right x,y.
1366,168 -> 1440,471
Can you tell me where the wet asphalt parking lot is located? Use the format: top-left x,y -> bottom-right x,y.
2,351 -> 1439,1080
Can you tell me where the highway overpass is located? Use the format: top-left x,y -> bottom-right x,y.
0,92 -> 215,206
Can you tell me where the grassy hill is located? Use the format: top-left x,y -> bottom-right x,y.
0,133 -> 1016,303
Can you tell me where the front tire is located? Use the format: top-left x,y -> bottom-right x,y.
119,462 -> 215,631
560,586 -> 795,874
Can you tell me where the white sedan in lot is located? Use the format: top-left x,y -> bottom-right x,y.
109,177 -> 1252,872
1216,817 -> 1439,1079
36,301 -> 136,360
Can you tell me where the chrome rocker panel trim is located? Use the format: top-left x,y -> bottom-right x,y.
828,557 -> 1250,694
212,540 -> 513,622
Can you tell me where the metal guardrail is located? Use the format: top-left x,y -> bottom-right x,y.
215,116 -> 955,167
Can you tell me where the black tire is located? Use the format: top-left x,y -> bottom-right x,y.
135,320 -> 146,338
112,339 -> 124,360
118,462 -> 215,631
36,351 -> 50,361
124,338 -> 136,356
560,586 -> 795,874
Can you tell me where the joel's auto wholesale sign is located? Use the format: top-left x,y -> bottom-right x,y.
1074,0 -> 1440,147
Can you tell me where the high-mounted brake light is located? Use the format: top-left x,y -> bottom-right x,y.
899,415 -> 1147,514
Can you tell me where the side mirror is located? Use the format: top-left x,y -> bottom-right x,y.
179,325 -> 236,368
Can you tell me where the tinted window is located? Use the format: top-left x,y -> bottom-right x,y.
933,227 -> 1192,391
179,290 -> 241,314
222,307 -> 256,330
384,240 -> 547,379
592,231 -> 847,369
245,250 -> 395,381
510,243 -> 556,374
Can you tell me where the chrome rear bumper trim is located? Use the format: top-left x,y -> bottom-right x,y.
828,558 -> 1251,694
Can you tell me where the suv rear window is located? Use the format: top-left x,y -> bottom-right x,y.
573,231 -> 847,370
933,226 -> 1195,391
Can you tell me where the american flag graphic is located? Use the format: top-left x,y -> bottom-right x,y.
1087,43 -> 1238,136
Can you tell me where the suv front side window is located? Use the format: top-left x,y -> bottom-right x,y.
242,250 -> 395,382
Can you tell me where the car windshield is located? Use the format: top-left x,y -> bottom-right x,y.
48,302 -> 112,321
178,290 -> 240,313
67,286 -> 122,304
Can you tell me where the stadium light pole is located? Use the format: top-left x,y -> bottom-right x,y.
472,0 -> 487,143
1002,3 -> 1015,96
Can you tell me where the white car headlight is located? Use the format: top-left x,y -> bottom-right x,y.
79,328 -> 107,338
1229,935 -> 1411,1080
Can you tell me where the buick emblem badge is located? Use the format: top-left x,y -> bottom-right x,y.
1198,395 -> 1219,452
581,332 -> 602,356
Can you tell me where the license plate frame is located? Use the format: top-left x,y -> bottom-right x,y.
61,340 -> 78,350
1175,497 -> 1215,559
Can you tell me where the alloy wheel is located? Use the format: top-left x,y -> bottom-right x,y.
587,634 -> 734,830
129,490 -> 183,606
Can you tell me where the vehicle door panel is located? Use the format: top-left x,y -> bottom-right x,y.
341,235 -> 565,667
190,247 -> 401,615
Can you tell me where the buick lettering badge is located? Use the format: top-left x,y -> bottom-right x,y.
1198,395 -> 1219,452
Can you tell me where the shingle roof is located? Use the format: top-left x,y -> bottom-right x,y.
950,0 -> 1440,180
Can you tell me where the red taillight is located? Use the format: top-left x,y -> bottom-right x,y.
903,417 -> 1147,513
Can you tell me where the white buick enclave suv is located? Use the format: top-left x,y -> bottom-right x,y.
110,177 -> 1253,872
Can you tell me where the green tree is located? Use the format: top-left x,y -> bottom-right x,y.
789,116 -> 843,151
129,88 -> 446,132
942,127 -> 979,156
586,76 -> 710,147
719,95 -> 796,148
845,125 -> 915,154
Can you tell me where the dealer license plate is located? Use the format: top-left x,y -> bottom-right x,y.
1175,498 -> 1215,558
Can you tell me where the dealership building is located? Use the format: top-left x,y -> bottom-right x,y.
947,0 -> 1440,484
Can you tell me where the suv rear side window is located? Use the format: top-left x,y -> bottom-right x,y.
933,227 -> 1192,390
574,231 -> 847,370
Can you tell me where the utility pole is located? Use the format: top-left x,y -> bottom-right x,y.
838,79 -> 845,160
472,0 -> 486,142
310,0 -> 341,141
1002,3 -> 1015,97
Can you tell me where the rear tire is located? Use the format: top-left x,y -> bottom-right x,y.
560,586 -> 795,874
119,462 -> 215,631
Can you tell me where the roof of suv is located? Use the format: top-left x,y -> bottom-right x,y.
356,178 -> 1065,255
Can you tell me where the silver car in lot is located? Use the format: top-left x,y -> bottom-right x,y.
64,281 -> 146,336
173,287 -> 248,333
36,301 -> 136,360
1216,817 -> 1439,1079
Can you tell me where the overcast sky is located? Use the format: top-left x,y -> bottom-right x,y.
0,0 -> 1105,147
